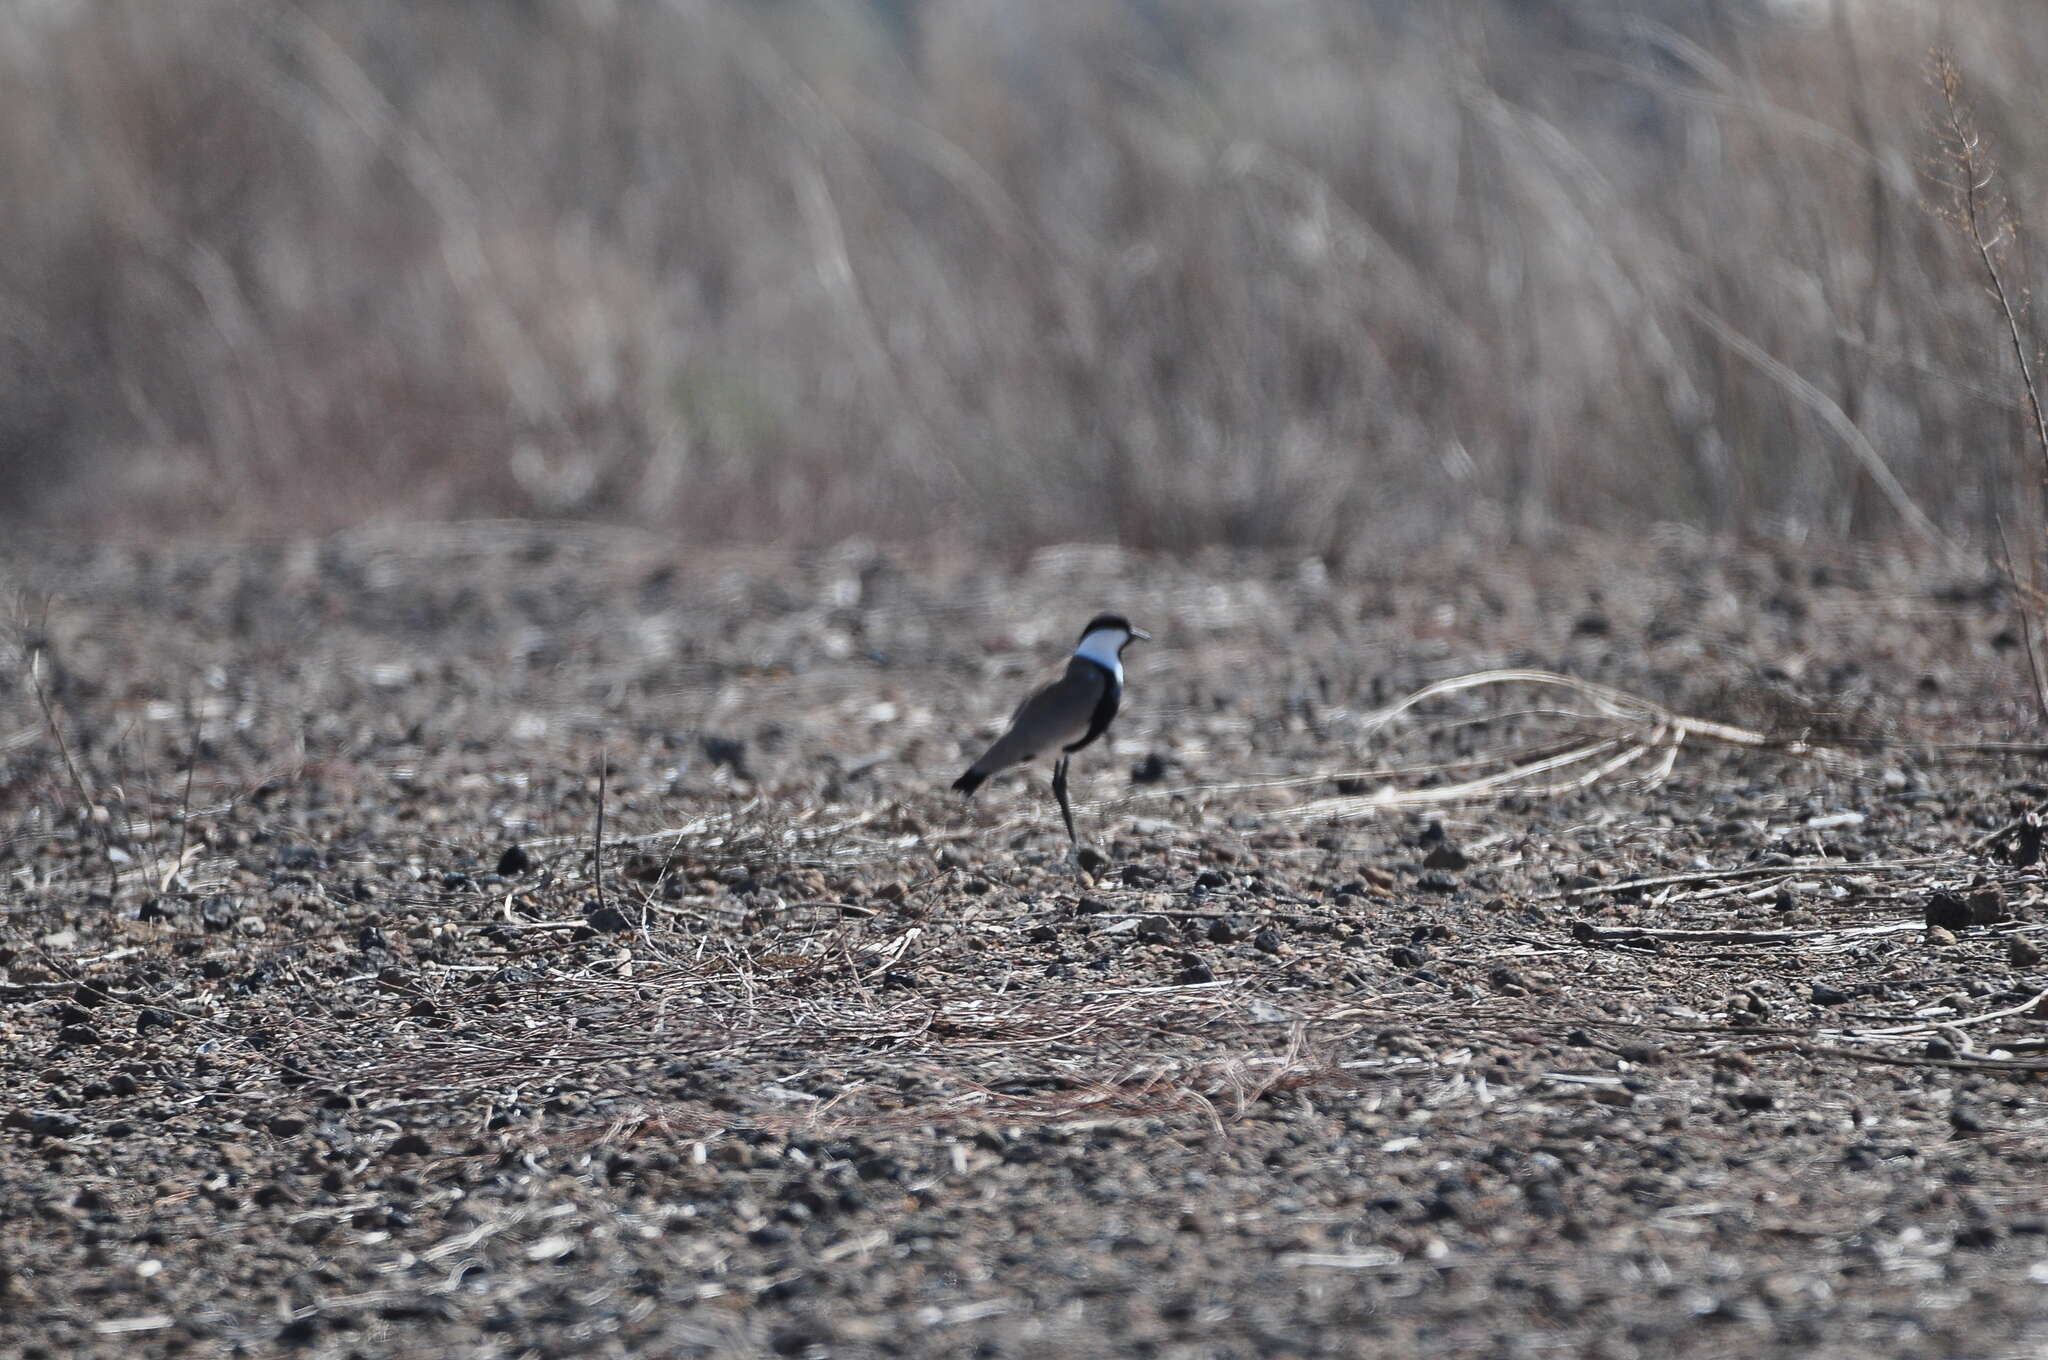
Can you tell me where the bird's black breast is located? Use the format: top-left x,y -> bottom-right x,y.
1063,659 -> 1123,754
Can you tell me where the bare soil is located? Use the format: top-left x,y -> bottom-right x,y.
3,526 -> 2047,1359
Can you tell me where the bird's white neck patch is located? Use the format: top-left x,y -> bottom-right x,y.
1072,628 -> 1127,683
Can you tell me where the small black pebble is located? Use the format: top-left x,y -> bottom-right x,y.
277,845 -> 321,872
856,1156 -> 904,1182
1130,752 -> 1169,785
1422,843 -> 1469,872
1925,891 -> 1972,932
495,844 -> 532,876
770,1325 -> 828,1357
701,734 -> 750,777
1810,984 -> 1852,1006
583,901 -> 633,933
277,1316 -> 322,1346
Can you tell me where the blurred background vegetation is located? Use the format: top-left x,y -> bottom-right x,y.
1,0 -> 2043,553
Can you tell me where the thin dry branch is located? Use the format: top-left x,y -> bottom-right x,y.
1254,669 -> 1844,823
1541,855 -> 1958,903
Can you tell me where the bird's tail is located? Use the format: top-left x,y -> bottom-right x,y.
951,767 -> 988,797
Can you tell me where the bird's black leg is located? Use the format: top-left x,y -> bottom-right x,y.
1052,756 -> 1077,846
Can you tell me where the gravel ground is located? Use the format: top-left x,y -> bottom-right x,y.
3,525 -> 2047,1359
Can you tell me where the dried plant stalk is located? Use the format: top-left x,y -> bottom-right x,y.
1930,51 -> 2048,720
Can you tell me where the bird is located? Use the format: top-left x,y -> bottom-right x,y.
952,613 -> 1150,846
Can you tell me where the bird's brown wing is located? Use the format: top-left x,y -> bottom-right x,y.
965,661 -> 1106,777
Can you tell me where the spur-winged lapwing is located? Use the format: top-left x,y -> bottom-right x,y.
952,613 -> 1150,844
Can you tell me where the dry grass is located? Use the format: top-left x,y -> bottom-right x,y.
1927,49 -> 2048,719
1,1 -> 2045,551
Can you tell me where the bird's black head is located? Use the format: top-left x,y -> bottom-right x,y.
1076,613 -> 1151,649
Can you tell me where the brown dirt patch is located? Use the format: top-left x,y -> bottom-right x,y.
3,527 -> 2046,1358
